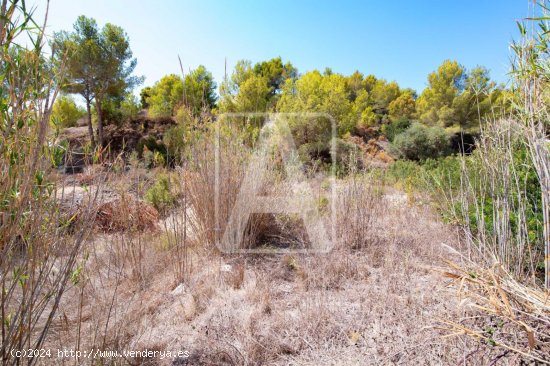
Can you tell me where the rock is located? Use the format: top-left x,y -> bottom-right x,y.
171,283 -> 186,296
221,264 -> 232,272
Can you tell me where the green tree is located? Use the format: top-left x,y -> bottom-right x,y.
220,58 -> 296,113
183,65 -> 217,115
278,70 -> 354,135
371,79 -> 401,115
452,66 -> 497,129
50,95 -> 86,128
417,61 -> 499,130
352,90 -> 377,131
233,74 -> 272,112
277,70 -> 354,156
92,22 -> 141,144
363,74 -> 378,93
53,16 -> 101,146
140,86 -> 152,108
416,60 -> 465,126
147,66 -> 216,118
389,91 -> 416,121
231,60 -> 254,87
253,57 -> 297,97
147,74 -> 184,118
346,70 -> 365,101
120,93 -> 140,120
218,60 -> 253,112
53,16 -> 141,146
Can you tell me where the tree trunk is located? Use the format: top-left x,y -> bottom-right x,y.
85,99 -> 96,148
95,100 -> 104,148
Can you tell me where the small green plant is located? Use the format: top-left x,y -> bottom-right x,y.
139,136 -> 167,168
50,140 -> 69,168
317,195 -> 329,213
153,150 -> 166,167
145,173 -> 177,212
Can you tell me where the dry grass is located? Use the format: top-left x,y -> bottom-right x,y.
4,1 -> 548,365
32,113 -> 503,365
41,169 -> 491,365
439,259 -> 550,364
185,120 -> 317,253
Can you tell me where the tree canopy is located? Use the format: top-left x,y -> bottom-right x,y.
145,65 -> 217,118
53,15 -> 142,146
50,95 -> 86,128
219,57 -> 297,113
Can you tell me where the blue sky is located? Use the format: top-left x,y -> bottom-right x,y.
34,1 -> 528,94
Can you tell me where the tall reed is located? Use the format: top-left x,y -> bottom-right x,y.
0,2 -> 95,364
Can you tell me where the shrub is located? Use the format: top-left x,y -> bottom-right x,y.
163,106 -> 197,165
164,124 -> 186,165
145,173 -> 177,213
96,96 -> 123,126
140,86 -> 152,108
147,74 -> 184,118
334,138 -> 362,174
138,136 -> 167,167
391,122 -> 450,161
386,159 -> 420,183
381,118 -> 411,142
1,5 -> 96,362
47,140 -> 68,168
463,137 -> 543,275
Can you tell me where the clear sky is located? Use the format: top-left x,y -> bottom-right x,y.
34,1 -> 528,94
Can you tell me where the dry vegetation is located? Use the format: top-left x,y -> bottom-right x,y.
44,164 -> 489,365
37,122 -> 546,364
2,1 -> 550,365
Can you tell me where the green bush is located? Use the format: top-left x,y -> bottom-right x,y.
391,122 -> 450,161
386,159 -> 420,183
465,146 -> 543,248
163,124 -> 186,164
50,140 -> 69,168
404,144 -> 544,276
137,136 -> 167,167
163,106 -> 197,165
146,74 -> 183,118
145,173 -> 177,212
381,118 -> 411,142
97,97 -> 123,126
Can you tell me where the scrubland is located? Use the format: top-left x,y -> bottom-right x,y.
2,1 -> 550,365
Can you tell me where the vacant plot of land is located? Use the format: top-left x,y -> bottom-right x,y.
44,186 -> 504,365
